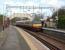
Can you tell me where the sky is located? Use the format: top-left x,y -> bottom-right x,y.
0,0 -> 65,19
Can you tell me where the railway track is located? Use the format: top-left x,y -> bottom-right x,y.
21,27 -> 65,50
23,29 -> 60,50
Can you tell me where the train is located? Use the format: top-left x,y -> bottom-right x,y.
15,19 -> 43,31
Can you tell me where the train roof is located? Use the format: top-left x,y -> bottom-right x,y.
16,20 -> 31,22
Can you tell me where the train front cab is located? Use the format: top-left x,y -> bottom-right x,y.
32,23 -> 42,31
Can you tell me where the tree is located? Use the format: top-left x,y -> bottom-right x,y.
0,14 -> 4,25
33,14 -> 43,23
58,15 -> 65,29
11,17 -> 22,25
52,8 -> 65,29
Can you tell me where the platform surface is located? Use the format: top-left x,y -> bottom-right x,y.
0,26 -> 30,50
0,26 -> 50,50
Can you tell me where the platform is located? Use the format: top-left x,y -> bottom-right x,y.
0,26 -> 50,50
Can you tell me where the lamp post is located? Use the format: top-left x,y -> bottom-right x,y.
3,14 -> 4,31
55,8 -> 59,28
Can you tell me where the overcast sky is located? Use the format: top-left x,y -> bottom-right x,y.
0,0 -> 65,19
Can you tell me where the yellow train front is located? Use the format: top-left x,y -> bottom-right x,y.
32,23 -> 42,31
